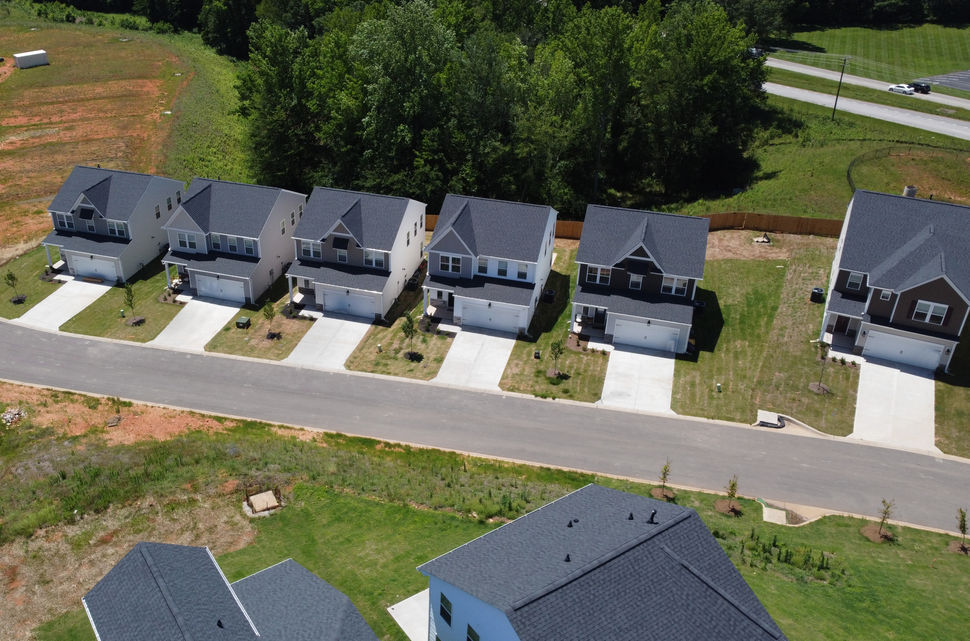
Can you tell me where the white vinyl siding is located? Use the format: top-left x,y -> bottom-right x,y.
517,263 -> 528,279
244,238 -> 256,256
478,257 -> 488,274
497,261 -> 508,277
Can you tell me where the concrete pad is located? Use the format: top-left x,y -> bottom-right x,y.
14,278 -> 112,330
387,589 -> 429,641
433,329 -> 516,390
149,298 -> 240,352
599,347 -> 675,414
283,313 -> 371,370
851,359 -> 938,452
761,503 -> 788,525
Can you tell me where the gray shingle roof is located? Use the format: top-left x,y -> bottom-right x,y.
419,484 -> 786,641
573,284 -> 695,324
825,290 -> 867,317
82,542 -> 258,641
431,194 -> 555,263
293,187 -> 418,251
48,165 -> 165,221
164,250 -> 261,279
232,559 -> 379,641
841,191 -> 970,297
42,229 -> 130,258
424,274 -> 536,306
178,179 -> 302,238
577,206 -> 708,280
287,260 -> 390,293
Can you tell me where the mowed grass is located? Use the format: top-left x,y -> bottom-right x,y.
205,279 -> 313,360
848,146 -> 970,205
58,259 -> 182,341
935,340 -> 970,458
499,246 -> 609,402
0,245 -> 62,319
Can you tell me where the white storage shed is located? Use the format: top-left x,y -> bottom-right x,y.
13,49 -> 49,69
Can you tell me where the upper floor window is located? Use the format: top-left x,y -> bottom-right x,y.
337,248 -> 348,263
466,625 -> 480,641
846,271 -> 864,291
517,264 -> 528,280
498,261 -> 508,277
176,191 -> 181,204
281,220 -> 286,236
414,221 -> 418,235
477,257 -> 488,274
587,266 -> 610,285
155,204 -> 161,219
54,212 -> 74,230
913,300 -> 947,325
228,236 -> 238,253
662,276 -> 688,296
177,232 -> 197,250
298,204 -> 303,218
244,238 -> 255,256
87,221 -> 96,232
167,197 -> 173,211
406,231 -> 411,246
290,211 -> 296,226
630,274 -> 643,290
301,240 -> 322,259
106,220 -> 128,238
212,234 -> 222,250
364,249 -> 385,269
440,255 -> 461,273
439,593 -> 452,626
880,289 -> 892,301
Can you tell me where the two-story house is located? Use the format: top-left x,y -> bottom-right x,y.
572,205 -> 708,353
285,187 -> 426,320
821,190 -> 970,371
83,542 -> 378,641
423,195 -> 557,334
161,178 -> 307,304
41,165 -> 183,283
418,484 -> 788,641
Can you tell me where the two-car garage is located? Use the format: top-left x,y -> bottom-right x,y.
459,300 -> 525,333
195,274 -> 247,303
611,318 -> 682,352
862,330 -> 944,371
68,255 -> 120,283
323,289 -> 377,318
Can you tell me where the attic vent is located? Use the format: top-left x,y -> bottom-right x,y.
217,620 -> 224,629
628,512 -> 634,520
564,554 -> 571,562
648,510 -> 657,524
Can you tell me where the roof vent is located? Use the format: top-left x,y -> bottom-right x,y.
567,520 -> 573,528
903,185 -> 917,198
217,619 -> 224,629
564,554 -> 571,562
648,509 -> 657,524
628,512 -> 634,520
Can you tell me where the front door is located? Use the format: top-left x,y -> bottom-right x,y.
834,315 -> 849,334
593,308 -> 606,328
447,292 -> 455,309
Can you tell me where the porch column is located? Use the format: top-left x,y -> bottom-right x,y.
43,244 -> 52,269
422,288 -> 429,315
163,263 -> 171,289
288,275 -> 294,305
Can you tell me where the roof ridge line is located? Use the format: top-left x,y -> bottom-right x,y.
658,543 -> 782,639
508,509 -> 692,612
139,545 -> 195,641
76,165 -> 160,178
232,557 -> 293,585
446,193 -> 551,211
313,185 -> 414,203
589,203 -> 707,222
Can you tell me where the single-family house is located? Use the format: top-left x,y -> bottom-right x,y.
418,484 -> 788,641
286,187 -> 426,320
41,165 -> 184,283
572,205 -> 708,353
83,542 -> 378,641
423,194 -> 557,334
161,178 -> 307,304
821,190 -> 970,371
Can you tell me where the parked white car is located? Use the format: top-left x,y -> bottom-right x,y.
888,84 -> 915,95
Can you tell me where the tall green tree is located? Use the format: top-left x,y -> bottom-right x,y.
200,0 -> 258,59
713,0 -> 794,40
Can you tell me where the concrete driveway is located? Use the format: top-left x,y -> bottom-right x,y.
851,359 -> 938,452
13,278 -> 112,330
599,347 -> 676,414
283,313 -> 371,370
433,329 -> 516,390
149,298 -> 240,352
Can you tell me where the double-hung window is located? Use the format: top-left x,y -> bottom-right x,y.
177,232 -> 196,250
228,236 -> 238,253
846,271 -> 864,291
155,205 -> 161,219
211,234 -> 222,250
280,220 -> 286,236
107,221 -> 128,238
913,300 -> 947,325
478,257 -> 488,274
497,261 -> 508,277
243,238 -> 255,256
166,197 -> 173,211
337,249 -> 348,263
440,255 -> 461,273
54,212 -> 74,230
466,625 -> 480,641
587,266 -> 610,285
517,263 -> 528,279
662,276 -> 688,296
364,250 -> 385,268
176,191 -> 181,204
301,240 -> 321,259
439,593 -> 452,626
630,274 -> 643,290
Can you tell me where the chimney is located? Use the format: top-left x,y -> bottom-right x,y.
902,185 -> 917,198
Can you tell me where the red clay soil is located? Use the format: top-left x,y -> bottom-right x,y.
650,487 -> 676,501
714,498 -> 743,517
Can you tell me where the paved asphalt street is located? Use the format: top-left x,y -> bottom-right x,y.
765,82 -> 970,141
1,321 -> 967,532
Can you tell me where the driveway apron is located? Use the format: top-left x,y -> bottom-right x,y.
13,278 -> 112,330
433,329 -> 516,390
599,347 -> 676,414
851,359 -> 937,452
283,313 -> 371,370
148,298 -> 240,352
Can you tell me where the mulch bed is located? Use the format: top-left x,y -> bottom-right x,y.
860,523 -> 895,543
714,499 -> 742,517
947,540 -> 969,555
650,487 -> 676,501
566,332 -> 588,352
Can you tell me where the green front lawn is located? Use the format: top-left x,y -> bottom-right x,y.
59,259 -> 182,341
0,246 -> 62,319
205,278 -> 313,360
499,247 -> 609,402
935,340 -> 970,458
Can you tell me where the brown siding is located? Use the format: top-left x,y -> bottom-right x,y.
891,278 -> 967,335
834,269 -> 868,295
866,290 -> 895,320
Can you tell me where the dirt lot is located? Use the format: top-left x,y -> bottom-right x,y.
705,229 -> 836,260
0,24 -> 189,255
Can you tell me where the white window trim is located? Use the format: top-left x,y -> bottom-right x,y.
228,237 -> 238,253
364,249 -> 385,269
913,300 -> 947,325
177,232 -> 197,250
439,254 -> 461,273
54,212 -> 75,230
587,266 -> 610,285
301,240 -> 321,259
106,220 -> 127,238
478,257 -> 488,274
662,276 -> 688,296
517,263 -> 528,280
880,289 -> 892,301
244,238 -> 256,256
212,234 -> 222,250
497,260 -> 508,277
846,271 -> 864,291
630,274 -> 643,290
337,248 -> 348,263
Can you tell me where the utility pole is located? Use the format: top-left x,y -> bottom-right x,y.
832,57 -> 848,120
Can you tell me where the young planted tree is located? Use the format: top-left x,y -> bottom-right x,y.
4,271 -> 19,297
959,508 -> 967,552
659,458 -> 672,499
123,283 -> 136,315
726,474 -> 739,514
550,338 -> 565,376
401,313 -> 417,360
262,301 -> 278,338
878,498 -> 895,538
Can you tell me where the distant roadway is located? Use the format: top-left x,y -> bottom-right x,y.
1,321 -> 967,533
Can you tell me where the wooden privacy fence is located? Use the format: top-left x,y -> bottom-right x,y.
426,212 -> 842,239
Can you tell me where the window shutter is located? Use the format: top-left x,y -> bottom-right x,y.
943,307 -> 953,327
907,300 -> 917,319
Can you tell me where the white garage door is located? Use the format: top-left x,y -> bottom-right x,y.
863,331 -> 942,370
613,318 -> 680,352
71,255 -> 119,282
195,274 -> 246,303
324,290 -> 376,318
461,301 -> 522,333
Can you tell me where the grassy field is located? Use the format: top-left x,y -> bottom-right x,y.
0,245 -> 62,318
58,259 -> 182,340
770,24 -> 970,90
2,386 -> 964,641
936,340 -> 970,458
499,246 -> 610,402
848,145 -> 970,204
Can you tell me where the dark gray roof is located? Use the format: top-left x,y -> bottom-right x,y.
164,250 -> 261,279
42,229 -> 130,258
178,179 -> 302,238
431,194 -> 555,263
419,484 -> 786,641
577,206 -> 708,280
287,260 -> 390,293
826,289 -> 867,318
49,165 -> 169,221
573,284 -> 695,325
424,274 -> 536,306
841,191 -> 970,297
82,542 -> 257,641
293,187 -> 419,250
232,559 -> 378,641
